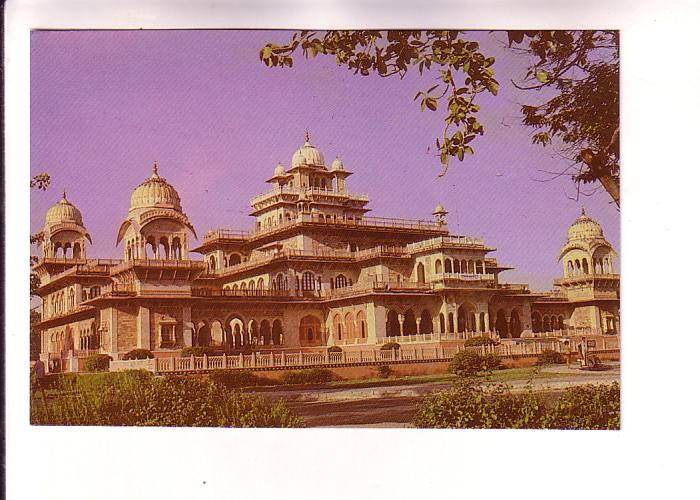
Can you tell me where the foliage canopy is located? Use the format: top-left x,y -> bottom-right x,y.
260,30 -> 619,205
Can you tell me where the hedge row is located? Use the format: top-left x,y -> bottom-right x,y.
413,381 -> 620,429
30,370 -> 303,428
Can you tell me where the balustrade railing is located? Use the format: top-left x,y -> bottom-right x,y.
206,214 -> 446,248
431,272 -> 494,283
406,235 -> 486,253
250,186 -> 370,205
122,335 -> 618,374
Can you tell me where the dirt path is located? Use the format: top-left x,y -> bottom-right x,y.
256,365 -> 620,427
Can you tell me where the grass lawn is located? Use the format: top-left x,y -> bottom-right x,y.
248,365 -> 575,392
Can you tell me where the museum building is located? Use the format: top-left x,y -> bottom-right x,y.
33,134 -> 620,370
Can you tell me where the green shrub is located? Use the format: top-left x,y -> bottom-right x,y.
279,368 -> 335,385
536,349 -> 565,365
209,370 -> 272,389
180,346 -> 217,357
84,354 -> 112,372
327,346 -> 343,353
543,382 -> 620,429
412,380 -> 621,430
413,380 -> 546,429
123,349 -> 154,360
482,352 -> 502,371
380,341 -> 400,351
449,350 -> 502,377
449,350 -> 482,377
464,335 -> 497,347
30,370 -> 303,428
376,364 -> 392,378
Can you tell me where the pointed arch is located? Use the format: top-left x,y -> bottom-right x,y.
356,310 -> 367,339
403,309 -> 417,335
531,311 -> 542,333
300,315 -> 322,346
509,309 -> 522,338
444,258 -> 453,273
272,319 -> 283,345
419,309 -> 433,334
386,310 -> 400,337
344,311 -> 355,341
260,319 -> 271,345
417,262 -> 426,284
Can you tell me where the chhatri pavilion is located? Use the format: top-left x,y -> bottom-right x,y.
33,133 -> 620,371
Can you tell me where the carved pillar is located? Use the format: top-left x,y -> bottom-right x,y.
182,306 -> 192,347
136,305 -> 150,349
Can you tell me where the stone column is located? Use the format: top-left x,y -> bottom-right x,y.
103,307 -> 119,359
367,303 -> 385,344
398,314 -> 404,336
520,302 -> 533,338
182,306 -> 192,347
136,305 -> 150,349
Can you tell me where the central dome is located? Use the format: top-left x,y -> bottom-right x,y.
130,162 -> 182,211
45,192 -> 84,227
292,131 -> 325,168
567,208 -> 604,240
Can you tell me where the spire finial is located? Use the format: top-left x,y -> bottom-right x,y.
581,206 -> 586,216
304,130 -> 310,143
152,160 -> 159,176
62,189 -> 67,200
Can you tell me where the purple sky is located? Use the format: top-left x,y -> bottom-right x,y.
30,30 -> 619,291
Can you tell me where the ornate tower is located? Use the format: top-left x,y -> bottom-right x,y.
39,191 -> 91,259
116,162 -> 197,260
432,203 -> 448,227
250,132 -> 369,231
559,208 -> 616,278
556,208 -> 620,334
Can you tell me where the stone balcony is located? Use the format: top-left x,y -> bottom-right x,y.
250,186 -> 369,207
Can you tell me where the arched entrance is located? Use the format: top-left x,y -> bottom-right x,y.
272,319 -> 283,345
386,310 -> 400,337
495,309 -> 508,337
531,311 -> 542,333
509,310 -> 522,338
417,263 -> 426,284
260,320 -> 271,345
197,322 -> 211,347
403,310 -> 417,335
419,309 -> 433,334
300,315 -> 322,346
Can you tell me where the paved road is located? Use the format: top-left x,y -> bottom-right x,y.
256,366 -> 620,428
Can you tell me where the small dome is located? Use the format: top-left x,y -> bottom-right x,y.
331,156 -> 344,171
433,203 -> 447,215
567,208 -> 604,240
129,162 -> 182,211
45,192 -> 84,227
292,131 -> 325,168
274,163 -> 285,176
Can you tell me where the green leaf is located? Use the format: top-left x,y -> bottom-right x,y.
425,97 -> 438,111
486,81 -> 499,96
535,70 -> 549,83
